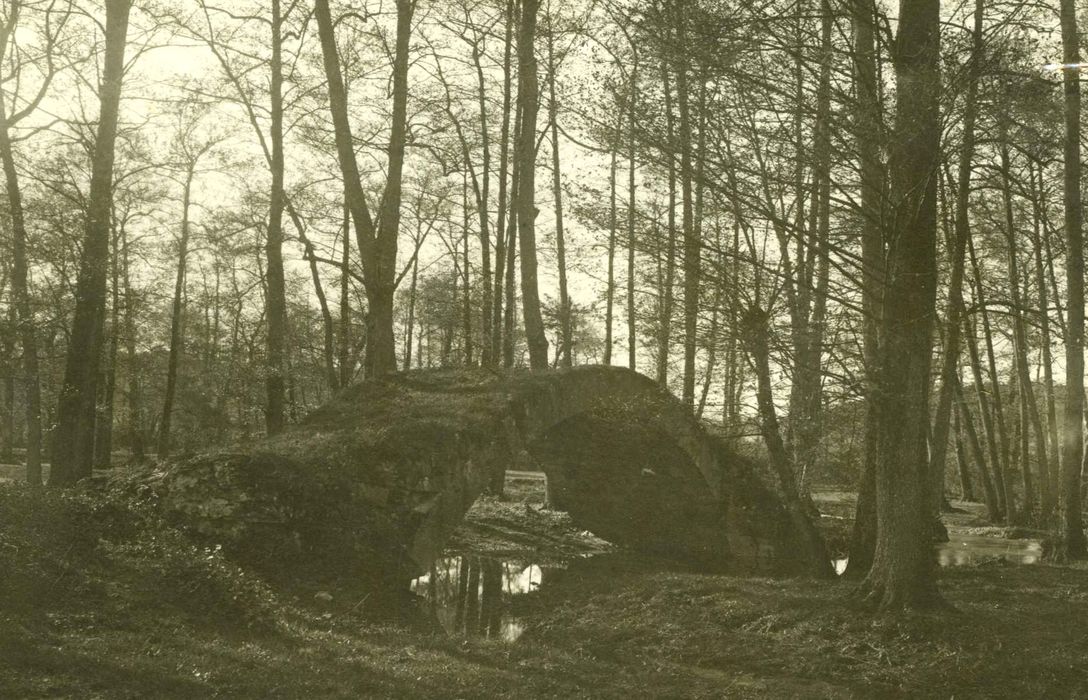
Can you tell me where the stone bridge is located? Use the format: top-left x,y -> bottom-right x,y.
158,366 -> 820,588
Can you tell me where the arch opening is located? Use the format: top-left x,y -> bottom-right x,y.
527,412 -> 731,565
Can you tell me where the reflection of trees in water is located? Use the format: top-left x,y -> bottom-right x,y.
421,556 -> 508,638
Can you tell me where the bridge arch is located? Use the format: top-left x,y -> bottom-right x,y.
160,366 -> 816,587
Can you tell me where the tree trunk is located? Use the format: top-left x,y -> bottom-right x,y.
1029,160 -> 1061,523
94,223 -> 122,467
51,0 -> 131,486
492,0 -> 514,366
0,61 -> 42,486
515,0 -> 548,369
294,213 -> 338,391
263,0 -> 288,435
546,17 -> 571,368
626,56 -> 639,371
158,168 -> 195,458
403,249 -> 418,371
462,174 -> 474,366
954,374 -> 1000,520
846,0 -> 884,577
860,0 -> 941,609
338,200 -> 353,386
926,0 -> 982,524
657,61 -> 678,387
674,2 -> 697,410
314,0 -> 411,379
120,221 -> 145,463
1059,0 -> 1087,557
742,307 -> 834,579
604,109 -> 619,367
503,141 -> 519,369
1000,136 -> 1046,519
470,34 -> 494,367
964,313 -> 1007,519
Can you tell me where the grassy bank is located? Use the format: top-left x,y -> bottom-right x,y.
2,480 -> 1087,698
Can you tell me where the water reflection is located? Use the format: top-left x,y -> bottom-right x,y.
832,535 -> 1042,575
411,555 -> 553,642
937,534 -> 1042,566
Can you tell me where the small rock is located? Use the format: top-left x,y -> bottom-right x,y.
314,591 -> 334,603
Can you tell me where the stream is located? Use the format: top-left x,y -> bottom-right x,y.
414,533 -> 1043,641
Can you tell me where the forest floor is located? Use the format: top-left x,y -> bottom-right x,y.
2,471 -> 1087,698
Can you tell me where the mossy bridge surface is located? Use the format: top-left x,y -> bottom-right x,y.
155,367 -> 815,586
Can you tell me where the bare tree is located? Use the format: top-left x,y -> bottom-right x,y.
51,0 -> 132,486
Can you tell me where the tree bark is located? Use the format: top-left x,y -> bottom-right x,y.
846,0 -> 884,577
674,1 -> 698,410
51,0 -> 131,486
656,61 -> 678,387
1000,136 -> 1046,519
470,30 -> 494,367
0,51 -> 42,485
1029,160 -> 1061,522
546,20 -> 571,368
515,0 -> 548,369
1059,0 -> 1087,557
120,220 -> 145,462
626,56 -> 638,371
338,200 -> 353,386
158,166 -> 195,458
860,0 -> 942,609
742,307 -> 834,579
604,111 -> 618,366
264,0 -> 288,436
926,0 -> 982,525
314,0 -> 411,379
492,0 -> 514,367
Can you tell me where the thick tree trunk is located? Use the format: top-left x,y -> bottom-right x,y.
51,0 -> 131,486
860,0 -> 941,609
314,0 -> 410,379
1059,0 -> 1087,557
515,0 -> 548,370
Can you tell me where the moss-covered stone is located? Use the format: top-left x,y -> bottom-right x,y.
149,366 -> 820,594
